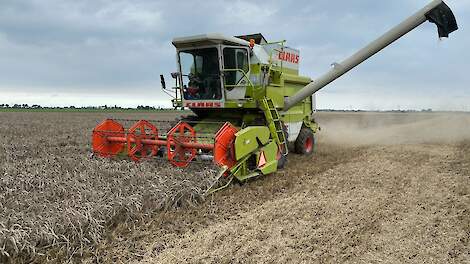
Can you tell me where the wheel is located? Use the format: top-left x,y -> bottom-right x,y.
294,128 -> 315,155
277,153 -> 287,169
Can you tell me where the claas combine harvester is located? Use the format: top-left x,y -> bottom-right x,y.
92,0 -> 458,191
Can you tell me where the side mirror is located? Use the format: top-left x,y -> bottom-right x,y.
160,75 -> 166,89
171,72 -> 179,79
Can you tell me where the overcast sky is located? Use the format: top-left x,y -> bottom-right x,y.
0,0 -> 468,110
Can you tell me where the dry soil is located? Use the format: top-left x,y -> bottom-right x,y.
91,111 -> 470,264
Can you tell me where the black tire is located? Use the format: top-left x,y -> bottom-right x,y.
277,153 -> 287,169
294,128 -> 315,155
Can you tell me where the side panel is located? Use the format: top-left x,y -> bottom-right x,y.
234,126 -> 270,160
286,121 -> 302,142
266,74 -> 311,109
262,44 -> 300,74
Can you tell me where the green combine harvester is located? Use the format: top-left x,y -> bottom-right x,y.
92,0 -> 458,191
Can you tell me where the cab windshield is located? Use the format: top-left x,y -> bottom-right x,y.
179,47 -> 222,100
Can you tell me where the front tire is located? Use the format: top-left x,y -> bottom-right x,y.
294,128 -> 315,155
277,153 -> 287,169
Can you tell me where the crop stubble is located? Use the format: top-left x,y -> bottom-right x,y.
97,112 -> 470,264
0,111 -> 469,263
0,112 -> 218,263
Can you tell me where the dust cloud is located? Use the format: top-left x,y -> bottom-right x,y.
315,112 -> 470,146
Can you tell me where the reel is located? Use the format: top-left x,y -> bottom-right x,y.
92,119 -> 238,171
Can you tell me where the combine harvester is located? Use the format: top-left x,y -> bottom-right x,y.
92,0 -> 458,191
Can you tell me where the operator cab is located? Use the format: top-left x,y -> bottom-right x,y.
172,33 -> 252,108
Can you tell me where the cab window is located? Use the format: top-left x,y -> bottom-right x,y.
179,47 -> 222,100
223,48 -> 249,86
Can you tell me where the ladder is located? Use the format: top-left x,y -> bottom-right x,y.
260,97 -> 288,155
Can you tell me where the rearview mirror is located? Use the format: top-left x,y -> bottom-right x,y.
160,75 -> 166,89
171,72 -> 179,79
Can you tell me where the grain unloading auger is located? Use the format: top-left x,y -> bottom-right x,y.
92,0 -> 458,191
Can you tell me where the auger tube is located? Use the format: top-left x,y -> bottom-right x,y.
283,0 -> 458,110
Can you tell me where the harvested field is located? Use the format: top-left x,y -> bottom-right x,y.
0,112 -> 218,263
1,111 -> 469,263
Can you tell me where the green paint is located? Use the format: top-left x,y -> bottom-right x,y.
234,126 -> 270,160
257,141 -> 278,175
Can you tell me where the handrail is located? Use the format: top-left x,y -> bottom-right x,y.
222,68 -> 255,89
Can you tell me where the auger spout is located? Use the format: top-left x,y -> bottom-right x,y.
283,0 -> 458,110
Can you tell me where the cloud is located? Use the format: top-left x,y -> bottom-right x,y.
216,0 -> 277,27
0,0 -> 467,110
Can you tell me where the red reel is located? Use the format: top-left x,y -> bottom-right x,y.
167,122 -> 197,167
213,122 -> 238,171
92,119 -> 125,157
127,120 -> 159,162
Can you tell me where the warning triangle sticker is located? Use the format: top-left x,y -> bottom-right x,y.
258,151 -> 267,167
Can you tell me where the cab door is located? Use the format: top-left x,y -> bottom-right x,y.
222,46 -> 250,100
